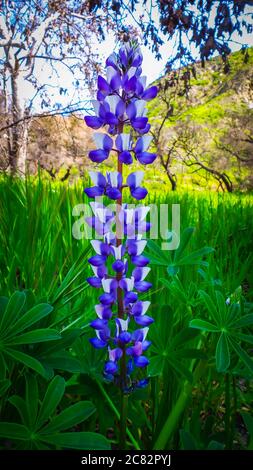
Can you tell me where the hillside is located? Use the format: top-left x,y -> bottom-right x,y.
147,47 -> 253,191
2,48 -> 252,190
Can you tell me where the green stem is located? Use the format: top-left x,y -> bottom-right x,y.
119,392 -> 128,449
95,380 -> 140,450
153,380 -> 192,450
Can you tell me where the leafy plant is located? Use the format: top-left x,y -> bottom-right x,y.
0,375 -> 110,450
190,290 -> 253,373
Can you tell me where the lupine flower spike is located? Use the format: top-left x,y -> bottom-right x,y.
84,40 -> 157,394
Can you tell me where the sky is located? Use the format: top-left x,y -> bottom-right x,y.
5,3 -> 253,113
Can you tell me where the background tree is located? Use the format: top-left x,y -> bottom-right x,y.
0,0 -> 113,174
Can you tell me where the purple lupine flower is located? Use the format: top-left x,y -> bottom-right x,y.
84,40 -> 157,390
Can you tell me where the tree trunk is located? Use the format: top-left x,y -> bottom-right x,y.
9,71 -> 29,175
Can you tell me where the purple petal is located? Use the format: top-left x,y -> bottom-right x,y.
105,112 -> 118,126
131,187 -> 148,200
90,319 -> 107,329
136,378 -> 149,388
136,152 -> 157,164
135,281 -> 152,292
112,260 -> 125,272
84,187 -> 104,198
131,117 -> 148,130
134,355 -> 149,367
104,361 -> 118,374
124,292 -> 138,304
138,123 -> 151,135
103,134 -> 114,152
84,116 -> 103,129
131,255 -> 149,267
126,102 -> 136,120
131,301 -> 143,316
97,90 -> 106,101
116,100 -> 125,118
88,255 -> 106,267
115,134 -> 123,152
142,86 -> 158,101
118,332 -> 132,344
135,315 -> 154,326
89,338 -> 107,349
87,277 -> 102,288
110,73 -> 121,90
106,187 -> 121,200
89,150 -> 109,163
99,293 -> 115,305
98,75 -> 110,93
119,151 -> 133,165
125,76 -> 137,93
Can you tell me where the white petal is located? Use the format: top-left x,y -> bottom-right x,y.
127,66 -> 137,79
141,135 -> 153,152
106,66 -> 117,83
105,95 -> 120,114
91,100 -> 100,115
140,267 -> 151,281
108,171 -> 119,187
91,266 -> 98,276
135,99 -> 146,117
118,318 -> 129,331
136,240 -> 147,255
120,133 -> 131,151
89,171 -> 99,186
90,201 -> 104,215
95,304 -> 103,318
136,206 -> 150,222
139,76 -> 147,89
95,208 -> 107,223
142,326 -> 149,339
125,277 -> 134,291
112,245 -> 122,260
91,240 -> 103,254
134,171 -> 144,187
141,301 -> 151,315
93,132 -> 105,149
102,279 -> 112,293
125,209 -> 134,224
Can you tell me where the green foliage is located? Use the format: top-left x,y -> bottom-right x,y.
0,375 -> 109,450
0,176 -> 252,450
190,290 -> 253,373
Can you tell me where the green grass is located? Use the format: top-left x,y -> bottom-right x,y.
0,175 -> 253,450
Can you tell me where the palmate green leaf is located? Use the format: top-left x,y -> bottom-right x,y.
5,348 -> 47,377
216,333 -> 230,373
148,355 -> 165,377
190,319 -> 220,332
0,352 -> 6,380
40,401 -> 96,434
229,337 -> 253,374
171,327 -> 199,348
7,303 -> 53,336
40,351 -> 81,373
199,290 -> 220,325
173,227 -> 195,261
232,332 -> 253,345
26,374 -> 39,428
8,395 -> 29,426
0,291 -> 26,332
176,348 -> 207,360
230,314 -> 253,329
8,328 -> 61,345
0,423 -> 30,440
40,431 -> 110,450
0,296 -> 9,320
174,246 -> 214,267
0,378 -> 11,396
215,290 -> 227,324
167,356 -> 193,383
35,376 -> 65,430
